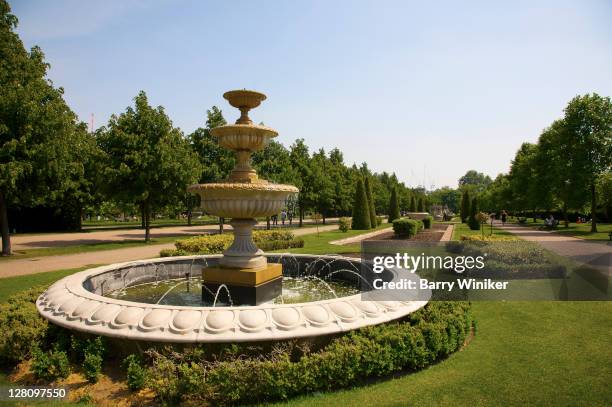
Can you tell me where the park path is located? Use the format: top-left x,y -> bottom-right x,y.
0,224 -> 338,278
10,218 -> 339,251
495,222 -> 611,273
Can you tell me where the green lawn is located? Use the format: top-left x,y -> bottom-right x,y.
517,219 -> 612,241
275,301 -> 611,407
0,237 -> 180,260
451,222 -> 514,240
272,223 -> 392,255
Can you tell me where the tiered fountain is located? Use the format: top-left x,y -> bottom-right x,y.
35,90 -> 429,343
188,90 -> 298,305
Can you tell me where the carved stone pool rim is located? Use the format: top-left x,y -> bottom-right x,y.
36,254 -> 429,343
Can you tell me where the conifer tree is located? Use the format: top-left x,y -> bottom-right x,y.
351,177 -> 371,230
388,187 -> 400,223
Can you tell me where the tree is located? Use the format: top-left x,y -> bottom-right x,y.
351,177 -> 371,230
417,197 -> 425,212
189,106 -> 234,183
508,143 -> 539,220
562,94 -> 612,232
459,170 -> 493,193
98,91 -> 201,241
428,187 -> 461,214
388,187 -> 400,223
409,196 -> 417,212
0,1 -> 93,255
468,196 -> 480,230
460,191 -> 471,223
289,139 -> 316,227
364,176 -> 377,226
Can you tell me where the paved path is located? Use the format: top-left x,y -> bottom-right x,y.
0,224 -> 339,278
329,226 -> 393,245
10,218 -> 340,251
496,222 -> 611,273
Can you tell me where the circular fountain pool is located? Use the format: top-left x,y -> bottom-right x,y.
36,254 -> 429,343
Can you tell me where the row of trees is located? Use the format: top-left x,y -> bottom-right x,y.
0,1 -> 430,255
479,93 -> 611,232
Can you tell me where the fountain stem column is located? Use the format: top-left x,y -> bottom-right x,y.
219,219 -> 266,269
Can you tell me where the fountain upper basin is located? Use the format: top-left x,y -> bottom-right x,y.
188,182 -> 298,218
211,124 -> 278,151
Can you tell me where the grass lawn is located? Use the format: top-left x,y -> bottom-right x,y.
275,301 -> 611,407
0,237 -> 180,260
451,222 -> 515,240
517,219 -> 612,241
272,223 -> 392,255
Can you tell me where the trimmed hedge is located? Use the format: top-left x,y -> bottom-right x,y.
393,218 -> 421,238
338,217 -> 350,232
422,216 -> 433,229
146,301 -> 473,406
351,177 -> 372,230
160,230 -> 303,257
0,287 -> 49,365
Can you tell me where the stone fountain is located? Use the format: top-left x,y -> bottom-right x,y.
188,90 -> 298,305
35,89 -> 430,344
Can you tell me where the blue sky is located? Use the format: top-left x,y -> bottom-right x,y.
11,0 -> 612,188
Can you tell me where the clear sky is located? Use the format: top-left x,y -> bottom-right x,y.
10,0 -> 612,188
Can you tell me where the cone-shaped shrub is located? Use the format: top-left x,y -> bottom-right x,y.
417,197 -> 425,212
388,187 -> 400,223
460,191 -> 471,223
365,177 -> 377,228
410,196 -> 417,212
468,196 -> 480,230
351,177 -> 371,230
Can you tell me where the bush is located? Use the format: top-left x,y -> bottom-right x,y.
83,352 -> 103,383
124,354 -> 147,391
145,302 -> 473,405
338,217 -> 350,232
422,216 -> 433,229
392,218 -> 420,238
0,287 -> 48,366
165,230 -> 301,256
376,216 -> 385,226
31,347 -> 70,382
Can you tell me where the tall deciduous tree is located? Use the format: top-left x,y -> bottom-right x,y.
0,1 -> 92,255
98,91 -> 201,241
562,94 -> 612,232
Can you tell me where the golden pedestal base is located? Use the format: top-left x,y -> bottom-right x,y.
202,263 -> 282,287
202,263 -> 283,305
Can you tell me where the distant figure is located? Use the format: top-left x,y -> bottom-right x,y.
501,210 -> 507,225
281,210 -> 287,225
288,211 -> 293,226
544,214 -> 555,227
272,214 -> 278,226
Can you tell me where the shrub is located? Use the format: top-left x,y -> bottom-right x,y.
123,354 -> 147,391
0,287 -> 48,366
422,216 -> 433,229
365,177 -> 377,227
468,196 -> 480,230
166,230 -> 301,256
392,218 -> 420,238
338,217 -> 350,232
83,352 -> 103,383
145,302 -> 473,405
376,216 -> 385,226
31,347 -> 70,382
351,177 -> 371,230
388,187 -> 400,223
460,191 -> 471,223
